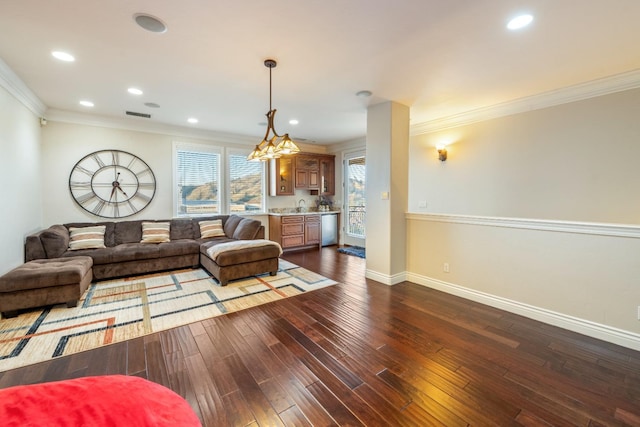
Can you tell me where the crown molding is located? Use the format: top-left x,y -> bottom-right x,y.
0,57 -> 46,117
45,109 -> 263,146
410,68 -> 640,135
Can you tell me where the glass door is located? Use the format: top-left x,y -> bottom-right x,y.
343,151 -> 365,247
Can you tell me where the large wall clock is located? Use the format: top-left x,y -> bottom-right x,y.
69,149 -> 156,218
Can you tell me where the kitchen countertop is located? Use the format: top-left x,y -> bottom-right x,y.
268,209 -> 341,216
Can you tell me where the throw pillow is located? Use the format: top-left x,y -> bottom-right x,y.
199,219 -> 226,239
233,218 -> 261,240
68,225 -> 106,251
140,222 -> 171,243
41,225 -> 70,258
223,215 -> 243,237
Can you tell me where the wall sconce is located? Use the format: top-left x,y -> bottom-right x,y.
436,145 -> 448,161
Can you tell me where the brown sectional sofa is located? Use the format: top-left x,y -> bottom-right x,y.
0,215 -> 281,318
24,215 -> 279,282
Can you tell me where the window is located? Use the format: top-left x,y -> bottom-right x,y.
228,152 -> 265,213
175,145 -> 221,216
173,143 -> 265,216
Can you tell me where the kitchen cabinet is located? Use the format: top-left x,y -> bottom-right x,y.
295,155 -> 320,190
269,153 -> 335,195
304,215 -> 321,245
269,214 -> 321,251
269,157 -> 294,196
319,155 -> 335,195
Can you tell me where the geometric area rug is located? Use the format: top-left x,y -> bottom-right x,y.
0,259 -> 336,372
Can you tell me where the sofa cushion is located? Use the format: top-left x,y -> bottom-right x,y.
68,226 -> 106,251
62,247 -> 114,265
223,215 -> 243,237
199,220 -> 225,239
93,240 -> 200,264
233,218 -> 262,240
40,225 -> 70,258
170,219 -> 195,240
141,222 -> 171,243
114,221 -> 143,245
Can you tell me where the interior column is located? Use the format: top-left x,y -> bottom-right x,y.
365,101 -> 409,285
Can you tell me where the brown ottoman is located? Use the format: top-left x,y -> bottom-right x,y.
0,257 -> 93,318
200,240 -> 281,286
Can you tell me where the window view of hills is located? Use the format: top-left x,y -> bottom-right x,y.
180,173 -> 263,213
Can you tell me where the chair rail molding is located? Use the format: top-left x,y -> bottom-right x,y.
405,212 -> 640,239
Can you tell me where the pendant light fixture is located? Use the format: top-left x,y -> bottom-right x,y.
247,59 -> 301,161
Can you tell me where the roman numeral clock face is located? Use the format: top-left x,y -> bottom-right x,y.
69,150 -> 156,218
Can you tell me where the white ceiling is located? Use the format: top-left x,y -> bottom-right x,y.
1,0 -> 640,144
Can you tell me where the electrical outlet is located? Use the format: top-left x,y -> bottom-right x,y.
637,306 -> 640,320
418,200 -> 427,208
443,262 -> 450,273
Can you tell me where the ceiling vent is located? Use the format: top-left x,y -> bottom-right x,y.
125,111 -> 151,119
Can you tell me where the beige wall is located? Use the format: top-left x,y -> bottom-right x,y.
407,88 -> 640,349
0,86 -> 42,274
409,88 -> 640,223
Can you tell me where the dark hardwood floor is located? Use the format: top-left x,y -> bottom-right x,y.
1,247 -> 639,426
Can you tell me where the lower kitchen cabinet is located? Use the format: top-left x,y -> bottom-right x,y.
269,214 -> 321,251
304,215 -> 321,245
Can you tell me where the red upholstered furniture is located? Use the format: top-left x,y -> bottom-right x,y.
0,375 -> 201,426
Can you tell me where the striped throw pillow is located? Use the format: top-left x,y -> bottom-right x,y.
199,219 -> 225,239
140,222 -> 171,243
68,225 -> 106,250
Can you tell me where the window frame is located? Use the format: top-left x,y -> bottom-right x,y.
172,142 -> 266,217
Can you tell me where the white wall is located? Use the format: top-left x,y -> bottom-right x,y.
42,122 -> 278,225
407,88 -> 640,349
0,86 -> 42,274
40,121 -> 333,235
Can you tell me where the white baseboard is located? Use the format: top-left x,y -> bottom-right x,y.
405,272 -> 640,352
365,269 -> 406,286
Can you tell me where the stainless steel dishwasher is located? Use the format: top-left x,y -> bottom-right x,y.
321,213 -> 338,246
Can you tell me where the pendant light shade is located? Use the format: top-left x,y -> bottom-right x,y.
247,59 -> 301,161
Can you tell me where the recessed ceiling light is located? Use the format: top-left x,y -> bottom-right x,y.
133,13 -> 168,33
51,51 -> 75,62
356,90 -> 372,97
507,14 -> 534,30
79,100 -> 94,107
128,87 -> 143,95
289,119 -> 299,125
187,118 -> 198,124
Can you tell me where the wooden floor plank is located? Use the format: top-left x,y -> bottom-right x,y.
0,246 -> 639,426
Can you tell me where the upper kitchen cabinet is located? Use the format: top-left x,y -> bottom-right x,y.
269,153 -> 335,195
319,155 -> 335,196
295,155 -> 320,190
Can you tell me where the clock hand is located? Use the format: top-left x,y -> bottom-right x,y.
117,186 -> 128,197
